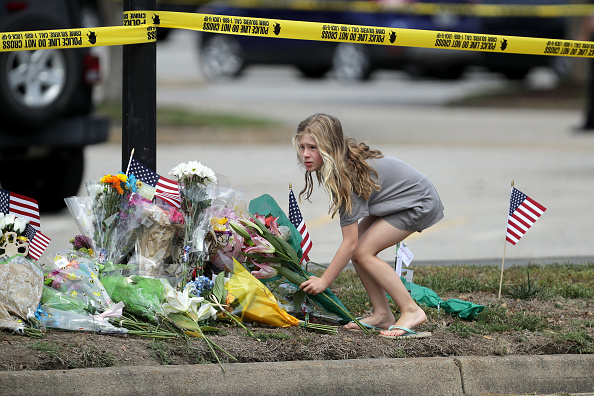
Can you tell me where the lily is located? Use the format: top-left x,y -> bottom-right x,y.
251,263 -> 278,279
239,214 -> 263,235
244,234 -> 275,254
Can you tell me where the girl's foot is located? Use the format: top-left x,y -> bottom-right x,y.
343,313 -> 396,331
379,308 -> 426,337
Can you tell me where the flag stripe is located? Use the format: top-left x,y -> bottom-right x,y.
289,189 -> 312,263
525,196 -> 546,212
27,230 -> 51,261
506,187 -> 546,245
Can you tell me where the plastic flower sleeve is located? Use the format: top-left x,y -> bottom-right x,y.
126,200 -> 185,283
43,251 -> 114,313
64,196 -> 96,245
40,285 -> 90,315
37,306 -> 127,334
225,259 -> 300,328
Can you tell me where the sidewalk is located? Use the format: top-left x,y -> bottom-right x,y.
1,355 -> 592,395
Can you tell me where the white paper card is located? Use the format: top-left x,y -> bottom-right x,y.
397,245 -> 414,267
54,256 -> 70,269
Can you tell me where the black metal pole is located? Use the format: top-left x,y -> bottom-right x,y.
122,0 -> 157,171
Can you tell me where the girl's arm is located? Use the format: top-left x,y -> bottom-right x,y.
300,222 -> 358,295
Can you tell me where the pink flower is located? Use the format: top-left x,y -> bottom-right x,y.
244,234 -> 275,254
250,263 -> 278,279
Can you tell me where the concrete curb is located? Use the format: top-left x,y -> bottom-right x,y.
1,354 -> 592,396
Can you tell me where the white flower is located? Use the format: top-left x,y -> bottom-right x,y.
0,213 -> 5,230
4,213 -> 15,227
193,301 -> 217,321
161,282 -> 217,322
13,217 -> 28,233
168,163 -> 186,178
169,161 -> 217,185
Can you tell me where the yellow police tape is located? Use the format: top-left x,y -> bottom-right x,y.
149,10 -> 594,58
155,0 -> 594,18
0,25 -> 156,53
1,9 -> 593,59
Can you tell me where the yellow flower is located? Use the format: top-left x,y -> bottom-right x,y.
93,292 -> 101,297
117,173 -> 127,183
71,291 -> 78,297
68,273 -> 77,280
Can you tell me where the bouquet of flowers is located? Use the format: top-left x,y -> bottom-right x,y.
0,213 -> 31,261
114,195 -> 185,283
229,211 -> 367,331
43,250 -> 114,314
168,161 -> 217,282
0,254 -> 43,334
65,173 -> 139,265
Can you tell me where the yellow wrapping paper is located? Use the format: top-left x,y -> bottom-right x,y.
226,259 -> 299,328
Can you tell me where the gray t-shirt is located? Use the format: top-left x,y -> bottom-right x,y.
339,156 -> 444,231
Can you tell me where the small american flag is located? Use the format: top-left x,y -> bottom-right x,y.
24,224 -> 51,261
127,157 -> 181,208
288,189 -> 312,263
506,187 -> 546,245
0,188 -> 40,230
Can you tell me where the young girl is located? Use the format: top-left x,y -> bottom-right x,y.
295,114 -> 444,339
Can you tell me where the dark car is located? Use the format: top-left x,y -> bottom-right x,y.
0,0 -> 109,211
197,0 -> 482,81
477,0 -> 570,80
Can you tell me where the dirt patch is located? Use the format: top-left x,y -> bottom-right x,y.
1,293 -> 591,371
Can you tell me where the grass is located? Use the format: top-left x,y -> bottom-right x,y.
326,262 -> 594,352
97,101 -> 280,129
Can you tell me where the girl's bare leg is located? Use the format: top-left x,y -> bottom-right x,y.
343,218 -> 427,336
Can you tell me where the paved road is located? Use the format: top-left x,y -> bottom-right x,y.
41,29 -> 594,269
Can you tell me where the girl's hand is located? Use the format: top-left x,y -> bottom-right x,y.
299,276 -> 329,295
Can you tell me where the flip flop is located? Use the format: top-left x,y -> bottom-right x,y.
345,317 -> 384,331
378,326 -> 432,339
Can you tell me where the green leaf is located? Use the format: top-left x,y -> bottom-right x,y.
275,236 -> 301,265
213,272 -> 226,303
293,290 -> 306,313
276,266 -> 307,286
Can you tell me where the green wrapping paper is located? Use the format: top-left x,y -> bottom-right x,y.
100,275 -> 166,323
400,278 -> 485,320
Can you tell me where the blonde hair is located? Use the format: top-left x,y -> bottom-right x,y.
292,114 -> 383,218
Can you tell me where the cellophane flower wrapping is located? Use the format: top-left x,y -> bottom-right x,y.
125,197 -> 185,285
37,306 -> 126,334
64,175 -> 135,265
0,254 -> 43,334
100,275 -> 166,324
42,250 -> 114,314
198,187 -> 247,275
168,161 -> 217,282
225,259 -> 300,328
40,285 -> 90,315
65,194 -> 128,266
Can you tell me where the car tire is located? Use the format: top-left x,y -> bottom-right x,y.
0,14 -> 80,129
0,148 -> 84,212
199,34 -> 244,80
332,43 -> 372,82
